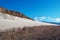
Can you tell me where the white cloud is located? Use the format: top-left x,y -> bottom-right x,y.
34,16 -> 60,22
34,17 -> 39,21
34,16 -> 46,21
47,17 -> 51,19
55,18 -> 60,22
39,17 -> 46,20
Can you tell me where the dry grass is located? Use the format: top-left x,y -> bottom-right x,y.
0,25 -> 60,40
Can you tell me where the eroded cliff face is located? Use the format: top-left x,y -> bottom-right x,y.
0,7 -> 33,20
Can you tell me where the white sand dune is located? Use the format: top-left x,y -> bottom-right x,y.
0,13 -> 57,30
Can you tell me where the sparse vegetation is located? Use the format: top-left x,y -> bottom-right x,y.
0,25 -> 60,40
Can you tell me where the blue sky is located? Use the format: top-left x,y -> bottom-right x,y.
0,0 -> 60,22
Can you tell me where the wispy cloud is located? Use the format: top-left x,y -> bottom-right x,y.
34,16 -> 60,22
55,18 -> 60,22
39,17 -> 46,20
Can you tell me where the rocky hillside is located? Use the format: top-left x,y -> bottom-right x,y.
0,7 -> 33,20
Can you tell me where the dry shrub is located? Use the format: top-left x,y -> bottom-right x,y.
0,25 -> 60,40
